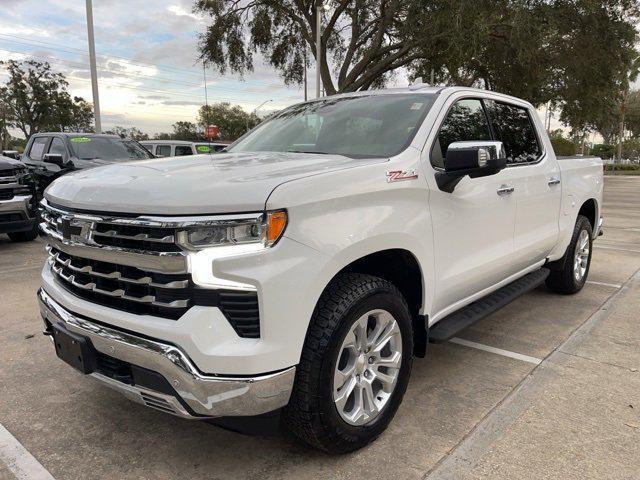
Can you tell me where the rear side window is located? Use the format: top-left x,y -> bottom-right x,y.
175,145 -> 193,156
431,99 -> 492,168
29,137 -> 49,160
486,101 -> 541,164
156,145 -> 171,157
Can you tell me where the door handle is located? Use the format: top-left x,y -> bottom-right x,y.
497,185 -> 515,196
548,177 -> 561,186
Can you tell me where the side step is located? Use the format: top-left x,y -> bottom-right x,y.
429,268 -> 550,343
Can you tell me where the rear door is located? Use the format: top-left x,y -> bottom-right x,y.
427,97 -> 521,316
485,100 -> 561,270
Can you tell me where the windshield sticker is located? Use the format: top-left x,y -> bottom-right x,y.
70,137 -> 92,143
410,102 -> 423,110
196,145 -> 211,152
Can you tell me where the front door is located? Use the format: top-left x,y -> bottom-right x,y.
425,97 -> 519,318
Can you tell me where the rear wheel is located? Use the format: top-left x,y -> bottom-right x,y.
283,273 -> 414,453
546,215 -> 593,294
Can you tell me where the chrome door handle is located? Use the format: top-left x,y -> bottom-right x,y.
548,177 -> 561,186
497,185 -> 515,196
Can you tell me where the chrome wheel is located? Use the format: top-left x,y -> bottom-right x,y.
332,309 -> 402,426
573,229 -> 590,282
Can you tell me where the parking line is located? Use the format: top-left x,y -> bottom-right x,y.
0,424 -> 55,480
594,245 -> 640,254
449,338 -> 542,365
586,280 -> 622,289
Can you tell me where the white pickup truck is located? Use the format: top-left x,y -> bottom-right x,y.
38,86 -> 603,453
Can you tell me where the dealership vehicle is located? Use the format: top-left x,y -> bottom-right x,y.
0,155 -> 38,242
140,140 -> 230,157
22,133 -> 153,192
38,86 -> 603,453
1,150 -> 21,160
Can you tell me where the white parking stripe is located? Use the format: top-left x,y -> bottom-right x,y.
449,338 -> 542,365
587,280 -> 622,289
594,245 -> 640,254
0,424 -> 55,480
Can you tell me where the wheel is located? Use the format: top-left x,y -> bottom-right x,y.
546,215 -> 593,294
8,223 -> 39,242
283,272 -> 414,453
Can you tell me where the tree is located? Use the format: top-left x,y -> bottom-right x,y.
0,60 -> 94,138
195,0 -> 430,94
591,143 -> 616,160
196,0 -> 639,110
172,121 -> 203,141
104,126 -> 149,141
198,102 -> 260,140
548,130 -> 578,156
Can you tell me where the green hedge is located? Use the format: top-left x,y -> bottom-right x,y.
604,163 -> 640,171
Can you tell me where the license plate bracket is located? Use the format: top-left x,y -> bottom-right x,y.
51,323 -> 96,374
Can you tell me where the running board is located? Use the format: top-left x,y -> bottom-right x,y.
429,268 -> 550,343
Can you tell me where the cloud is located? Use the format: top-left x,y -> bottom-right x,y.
161,100 -> 203,106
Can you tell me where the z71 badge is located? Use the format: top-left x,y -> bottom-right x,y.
386,169 -> 419,183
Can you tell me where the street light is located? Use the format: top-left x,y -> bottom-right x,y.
246,99 -> 273,132
316,2 -> 331,98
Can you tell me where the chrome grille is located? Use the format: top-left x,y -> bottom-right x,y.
48,245 -> 192,318
40,200 -> 261,336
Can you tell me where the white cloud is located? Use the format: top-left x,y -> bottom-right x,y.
167,5 -> 200,20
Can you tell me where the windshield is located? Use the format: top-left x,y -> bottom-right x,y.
69,136 -> 153,161
229,94 -> 436,158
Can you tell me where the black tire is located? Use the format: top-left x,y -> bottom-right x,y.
8,223 -> 39,242
546,215 -> 593,294
283,272 -> 414,453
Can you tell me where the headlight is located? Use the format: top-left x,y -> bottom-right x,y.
176,210 -> 287,250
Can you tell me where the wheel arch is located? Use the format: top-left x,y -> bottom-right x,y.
578,198 -> 598,232
323,248 -> 428,358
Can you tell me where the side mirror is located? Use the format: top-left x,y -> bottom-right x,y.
43,153 -> 68,168
436,141 -> 507,192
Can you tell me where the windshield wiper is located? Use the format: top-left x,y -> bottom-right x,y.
286,150 -> 331,154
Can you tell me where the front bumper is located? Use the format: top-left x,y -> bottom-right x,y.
38,288 -> 295,419
0,194 -> 37,233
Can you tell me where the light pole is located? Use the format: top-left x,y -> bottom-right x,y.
316,3 -> 331,98
85,0 -> 102,133
247,99 -> 273,132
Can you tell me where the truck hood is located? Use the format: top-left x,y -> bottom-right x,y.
45,151 -> 386,214
0,155 -> 24,171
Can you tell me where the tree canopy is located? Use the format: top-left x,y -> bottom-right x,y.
196,0 -> 639,133
198,102 -> 260,140
0,60 -> 94,138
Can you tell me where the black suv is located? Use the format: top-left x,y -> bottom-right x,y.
0,155 -> 39,242
22,133 -> 154,193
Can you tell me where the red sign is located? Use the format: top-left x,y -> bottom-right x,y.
205,125 -> 219,139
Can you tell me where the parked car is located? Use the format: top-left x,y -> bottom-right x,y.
37,86 -> 603,453
140,140 -> 230,157
22,133 -> 153,193
1,150 -> 21,160
0,155 -> 38,242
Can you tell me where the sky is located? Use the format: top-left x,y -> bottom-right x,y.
0,0 -> 322,135
0,0 -> 559,137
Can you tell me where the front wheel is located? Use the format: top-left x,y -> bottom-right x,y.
8,222 -> 39,242
546,215 -> 593,294
283,273 -> 414,453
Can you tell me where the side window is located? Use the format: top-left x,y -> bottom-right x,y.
485,100 -> 541,165
156,145 -> 171,157
48,138 -> 67,157
175,145 -> 192,156
29,137 -> 49,161
431,99 -> 492,168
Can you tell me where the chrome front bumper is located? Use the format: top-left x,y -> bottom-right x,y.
38,288 -> 295,419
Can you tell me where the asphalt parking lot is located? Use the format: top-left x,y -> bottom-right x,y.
1,176 -> 639,480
